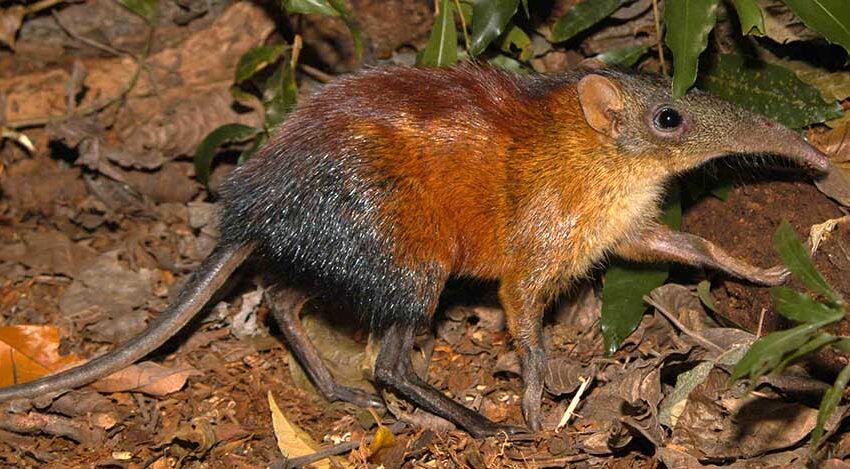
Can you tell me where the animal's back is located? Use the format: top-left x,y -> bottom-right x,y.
218,65 -> 577,328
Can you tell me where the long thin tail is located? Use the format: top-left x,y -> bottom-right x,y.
0,242 -> 255,402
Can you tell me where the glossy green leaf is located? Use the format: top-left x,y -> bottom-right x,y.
520,0 -> 529,17
469,0 -> 519,56
239,132 -> 268,164
731,0 -> 765,35
773,219 -> 843,304
551,0 -> 623,43
709,179 -> 732,200
665,0 -> 720,99
194,124 -> 262,185
781,0 -> 850,55
813,362 -> 850,446
264,67 -> 298,129
730,321 -> 825,381
697,280 -> 717,312
117,0 -> 158,25
418,0 -> 458,67
327,0 -> 364,60
698,53 -> 843,128
282,0 -> 339,16
600,262 -> 670,354
774,331 -> 837,372
499,25 -> 532,61
833,338 -> 850,354
595,43 -> 651,68
771,286 -> 844,323
283,0 -> 362,59
489,54 -> 527,72
600,192 -> 680,354
235,45 -> 286,84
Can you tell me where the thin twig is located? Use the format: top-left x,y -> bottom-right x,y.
452,0 -> 471,52
651,0 -> 667,75
5,22 -> 153,130
644,295 -> 723,353
756,308 -> 766,338
298,63 -> 334,83
556,375 -> 592,431
52,10 -> 126,57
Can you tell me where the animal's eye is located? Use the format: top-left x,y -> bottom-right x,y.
653,107 -> 682,131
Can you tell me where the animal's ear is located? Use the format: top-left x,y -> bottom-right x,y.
577,74 -> 624,138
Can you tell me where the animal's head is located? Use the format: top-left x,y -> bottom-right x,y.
575,70 -> 830,176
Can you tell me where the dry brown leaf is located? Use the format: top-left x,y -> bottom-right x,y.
0,6 -> 24,49
759,0 -> 822,45
91,361 -> 201,396
0,229 -> 97,278
0,325 -> 81,386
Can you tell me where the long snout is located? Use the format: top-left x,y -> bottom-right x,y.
734,116 -> 831,173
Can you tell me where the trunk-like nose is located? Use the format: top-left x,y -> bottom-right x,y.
739,116 -> 831,173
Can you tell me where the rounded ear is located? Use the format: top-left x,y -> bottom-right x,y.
577,74 -> 624,138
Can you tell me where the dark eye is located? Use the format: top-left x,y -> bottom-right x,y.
653,107 -> 682,131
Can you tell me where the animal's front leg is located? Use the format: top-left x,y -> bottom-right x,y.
499,279 -> 547,432
616,225 -> 790,286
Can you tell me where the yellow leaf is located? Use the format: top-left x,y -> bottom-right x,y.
368,425 -> 397,456
268,391 -> 327,467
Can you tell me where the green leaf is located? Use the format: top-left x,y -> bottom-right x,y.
116,0 -> 158,25
709,179 -> 732,200
499,25 -> 532,61
773,220 -> 843,304
283,0 -> 362,59
771,286 -> 845,324
520,0 -> 529,17
469,0 -> 519,56
600,190 -> 680,354
489,54 -> 527,72
698,53 -> 844,128
551,0 -> 624,43
813,362 -> 850,446
236,45 -> 287,84
282,0 -> 339,16
194,124 -> 262,185
418,0 -> 458,67
600,262 -> 670,354
781,0 -> 850,55
239,132 -> 268,164
833,337 -> 850,354
665,0 -> 720,99
264,62 -> 299,129
327,0 -> 364,60
730,321 -> 826,381
595,43 -> 651,68
774,331 -> 837,372
697,280 -> 717,312
731,0 -> 765,35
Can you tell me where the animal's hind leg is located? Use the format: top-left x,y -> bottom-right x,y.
265,286 -> 384,408
374,321 -> 525,438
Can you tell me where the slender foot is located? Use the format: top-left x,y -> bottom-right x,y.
745,265 -> 790,286
375,322 -> 523,438
266,286 -> 383,408
519,344 -> 545,432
